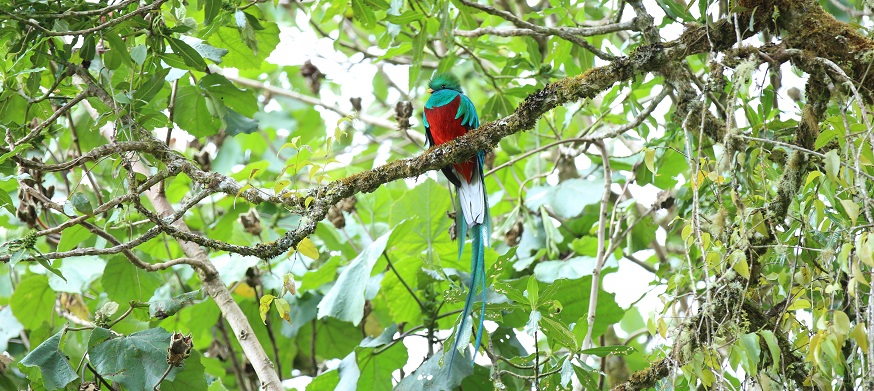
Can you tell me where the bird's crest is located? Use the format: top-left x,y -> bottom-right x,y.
428,73 -> 463,93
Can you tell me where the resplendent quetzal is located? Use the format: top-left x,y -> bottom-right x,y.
423,73 -> 490,366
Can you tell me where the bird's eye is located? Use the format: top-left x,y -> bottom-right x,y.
442,84 -> 445,89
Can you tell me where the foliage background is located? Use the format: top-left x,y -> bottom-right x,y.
0,0 -> 873,390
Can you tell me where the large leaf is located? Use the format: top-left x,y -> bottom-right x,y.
89,327 -> 183,391
102,258 -> 163,304
395,348 -> 473,390
356,342 -> 408,390
317,228 -> 396,325
173,85 -> 222,137
200,74 -> 259,117
206,23 -> 279,70
9,274 -> 54,329
377,255 -> 421,324
19,330 -> 77,390
389,178 -> 453,258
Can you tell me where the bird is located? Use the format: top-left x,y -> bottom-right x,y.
422,72 -> 490,367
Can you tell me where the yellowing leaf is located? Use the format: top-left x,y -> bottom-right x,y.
274,297 -> 292,324
274,180 -> 291,194
824,150 -> 840,181
840,199 -> 859,226
681,223 -> 693,242
644,148 -> 656,174
696,170 -> 706,189
851,323 -> 868,352
732,250 -> 750,279
805,171 -> 823,186
297,237 -> 319,260
858,233 -> 874,267
787,298 -> 811,311
234,283 -> 256,298
833,310 -> 850,338
283,273 -> 296,295
259,294 -> 275,324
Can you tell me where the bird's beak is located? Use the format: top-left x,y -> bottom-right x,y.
427,88 -> 433,93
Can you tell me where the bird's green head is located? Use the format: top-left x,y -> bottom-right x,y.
427,73 -> 462,94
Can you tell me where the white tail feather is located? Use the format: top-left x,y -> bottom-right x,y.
454,167 -> 485,228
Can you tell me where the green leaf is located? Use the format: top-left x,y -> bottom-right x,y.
131,44 -> 147,66
317,228 -> 398,325
738,332 -> 761,376
184,38 -> 228,63
300,256 -> 341,290
378,256 -> 421,324
200,74 -> 258,117
48,256 -> 106,294
540,315 -> 577,349
207,23 -> 279,70
525,178 -> 603,219
204,0 -> 221,25
384,10 -> 424,24
824,149 -> 840,181
356,343 -> 408,389
174,85 -> 221,137
132,67 -> 171,106
20,331 -> 77,390
36,258 -> 66,282
69,192 -> 93,215
57,225 -> 90,252
0,189 -> 14,215
396,347 -> 473,389
102,257 -> 163,303
259,294 -> 275,324
80,34 -> 96,61
161,350 -> 208,391
482,94 -> 514,121
10,274 -> 54,329
89,327 -> 183,391
167,37 -> 207,71
388,179 -> 452,257
526,275 -> 539,308
759,330 -> 780,369
223,108 -> 259,135
409,25 -> 427,89
351,0 -> 376,28
0,143 -> 32,165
